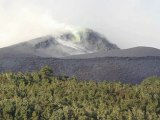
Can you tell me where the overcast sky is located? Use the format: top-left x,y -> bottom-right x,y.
0,0 -> 160,48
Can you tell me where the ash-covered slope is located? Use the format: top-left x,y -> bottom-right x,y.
64,47 -> 160,59
0,46 -> 160,83
0,28 -> 119,58
0,56 -> 160,84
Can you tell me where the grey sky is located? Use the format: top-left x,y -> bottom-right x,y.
0,0 -> 160,48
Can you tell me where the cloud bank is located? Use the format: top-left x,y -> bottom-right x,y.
0,0 -> 160,48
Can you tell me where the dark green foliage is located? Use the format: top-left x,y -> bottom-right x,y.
0,66 -> 159,119
141,76 -> 160,86
40,65 -> 53,77
57,75 -> 69,81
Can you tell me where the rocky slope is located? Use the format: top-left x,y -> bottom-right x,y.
0,56 -> 160,84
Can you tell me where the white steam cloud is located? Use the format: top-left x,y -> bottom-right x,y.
0,0 -> 76,47
0,0 -> 160,48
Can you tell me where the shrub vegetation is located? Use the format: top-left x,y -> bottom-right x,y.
0,66 -> 159,119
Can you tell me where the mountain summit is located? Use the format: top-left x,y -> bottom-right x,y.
0,28 -> 119,58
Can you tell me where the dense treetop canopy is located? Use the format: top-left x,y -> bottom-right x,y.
0,66 -> 159,119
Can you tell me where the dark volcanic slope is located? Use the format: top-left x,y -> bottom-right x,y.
64,47 -> 160,59
0,56 -> 160,84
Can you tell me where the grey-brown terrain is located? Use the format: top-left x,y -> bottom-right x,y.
0,29 -> 160,84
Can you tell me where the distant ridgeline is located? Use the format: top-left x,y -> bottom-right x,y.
0,66 -> 159,119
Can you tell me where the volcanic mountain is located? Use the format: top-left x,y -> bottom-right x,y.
0,28 -> 119,58
1,28 -> 160,84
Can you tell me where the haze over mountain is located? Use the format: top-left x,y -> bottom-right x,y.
0,28 -> 119,58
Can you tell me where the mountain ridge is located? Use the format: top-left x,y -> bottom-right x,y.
63,46 -> 160,59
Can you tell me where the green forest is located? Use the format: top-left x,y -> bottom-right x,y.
0,66 -> 159,120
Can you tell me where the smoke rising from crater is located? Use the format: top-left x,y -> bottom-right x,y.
0,0 -> 160,48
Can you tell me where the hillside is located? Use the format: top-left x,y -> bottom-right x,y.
1,56 -> 160,84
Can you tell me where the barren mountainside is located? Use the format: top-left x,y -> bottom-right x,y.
0,29 -> 160,84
